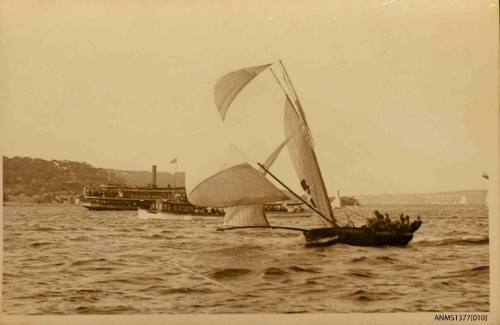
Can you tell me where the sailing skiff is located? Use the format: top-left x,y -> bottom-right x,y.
188,61 -> 420,247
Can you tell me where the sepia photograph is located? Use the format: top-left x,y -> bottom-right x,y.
1,1 -> 498,324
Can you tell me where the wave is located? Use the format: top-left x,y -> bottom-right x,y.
349,255 -> 399,264
342,289 -> 395,302
350,256 -> 367,263
414,235 -> 489,246
206,245 -> 263,255
139,233 -> 163,239
69,235 -> 93,241
30,242 -> 53,247
440,265 -> 489,279
431,265 -> 489,281
93,276 -> 168,286
288,265 -> 321,273
262,267 -> 289,277
342,289 -> 375,301
159,287 -> 214,295
375,255 -> 398,262
70,258 -> 107,266
73,288 -> 103,294
470,265 -> 489,272
348,269 -> 376,278
33,226 -> 58,232
88,266 -> 115,271
75,305 -> 139,314
299,288 -> 327,294
210,268 -> 253,279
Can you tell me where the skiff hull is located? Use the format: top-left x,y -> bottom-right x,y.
303,227 -> 414,247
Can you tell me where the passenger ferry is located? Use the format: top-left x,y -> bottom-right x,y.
82,165 -> 186,211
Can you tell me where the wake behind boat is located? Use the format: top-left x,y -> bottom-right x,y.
188,61 -> 422,247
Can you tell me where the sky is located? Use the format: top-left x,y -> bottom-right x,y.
0,0 -> 498,195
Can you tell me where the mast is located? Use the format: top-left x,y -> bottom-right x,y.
279,60 -> 314,144
269,67 -> 297,115
275,61 -> 335,221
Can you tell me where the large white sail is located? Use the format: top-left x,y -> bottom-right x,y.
222,132 -> 297,228
284,100 -> 335,226
214,63 -> 272,121
188,162 -> 288,208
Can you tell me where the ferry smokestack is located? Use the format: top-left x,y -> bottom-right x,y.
152,165 -> 157,188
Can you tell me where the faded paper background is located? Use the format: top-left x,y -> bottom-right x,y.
1,0 -> 498,324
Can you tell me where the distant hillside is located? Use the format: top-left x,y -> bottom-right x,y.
2,156 -> 183,203
2,156 -> 486,206
357,190 -> 487,205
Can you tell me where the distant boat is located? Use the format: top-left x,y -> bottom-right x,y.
458,196 -> 468,205
332,190 -> 361,208
138,199 -> 224,220
331,198 -> 342,209
264,201 -> 312,218
188,61 -> 420,247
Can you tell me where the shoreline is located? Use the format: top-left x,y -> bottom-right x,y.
3,203 -> 82,207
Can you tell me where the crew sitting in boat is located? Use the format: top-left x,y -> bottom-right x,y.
365,211 -> 422,233
409,216 -> 422,232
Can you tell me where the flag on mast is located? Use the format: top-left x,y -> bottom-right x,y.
170,158 -> 178,187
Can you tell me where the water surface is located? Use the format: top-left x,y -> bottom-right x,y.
3,204 -> 489,314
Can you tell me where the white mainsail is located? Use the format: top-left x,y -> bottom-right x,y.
188,162 -> 288,208
214,63 -> 272,121
284,99 -> 335,226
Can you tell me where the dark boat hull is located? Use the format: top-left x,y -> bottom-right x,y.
303,227 -> 414,247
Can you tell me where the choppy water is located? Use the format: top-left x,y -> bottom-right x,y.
3,204 -> 489,314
